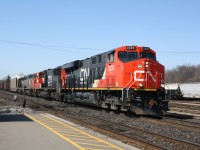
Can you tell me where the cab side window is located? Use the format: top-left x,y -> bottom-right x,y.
107,52 -> 115,63
98,55 -> 102,63
92,57 -> 96,64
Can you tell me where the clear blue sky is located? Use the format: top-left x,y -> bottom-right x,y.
0,0 -> 200,79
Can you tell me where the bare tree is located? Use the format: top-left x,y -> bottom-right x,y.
165,64 -> 200,83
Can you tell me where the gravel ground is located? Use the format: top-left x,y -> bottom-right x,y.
0,99 -> 34,114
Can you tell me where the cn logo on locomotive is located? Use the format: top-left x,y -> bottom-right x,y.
80,68 -> 90,83
134,70 -> 156,82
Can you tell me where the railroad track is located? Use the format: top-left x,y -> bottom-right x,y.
169,101 -> 200,117
1,90 -> 200,150
170,100 -> 200,104
139,116 -> 200,132
164,117 -> 200,129
169,102 -> 200,110
169,107 -> 200,116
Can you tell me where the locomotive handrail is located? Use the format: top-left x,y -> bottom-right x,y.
122,72 -> 143,100
123,73 -> 133,89
121,73 -> 133,101
127,73 -> 142,89
126,71 -> 144,90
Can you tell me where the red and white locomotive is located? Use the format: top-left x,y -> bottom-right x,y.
12,45 -> 168,116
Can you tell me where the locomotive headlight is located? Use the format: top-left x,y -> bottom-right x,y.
145,61 -> 149,68
138,83 -> 143,87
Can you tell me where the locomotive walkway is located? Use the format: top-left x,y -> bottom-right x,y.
0,112 -> 136,150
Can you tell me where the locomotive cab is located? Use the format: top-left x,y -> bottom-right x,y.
112,46 -> 168,116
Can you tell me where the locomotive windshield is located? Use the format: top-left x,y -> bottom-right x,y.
140,52 -> 156,61
118,51 -> 138,62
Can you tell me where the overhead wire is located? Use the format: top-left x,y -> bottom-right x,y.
0,39 -> 105,50
158,51 -> 200,54
0,39 -> 106,55
0,39 -> 200,55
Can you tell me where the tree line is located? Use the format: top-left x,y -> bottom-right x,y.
165,64 -> 200,83
0,75 -> 10,84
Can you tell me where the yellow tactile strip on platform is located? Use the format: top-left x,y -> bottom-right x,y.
25,113 -> 124,150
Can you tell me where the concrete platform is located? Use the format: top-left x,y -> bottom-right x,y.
0,112 -> 139,150
0,114 -> 78,150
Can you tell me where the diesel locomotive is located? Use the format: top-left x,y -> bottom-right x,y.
4,45 -> 169,116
